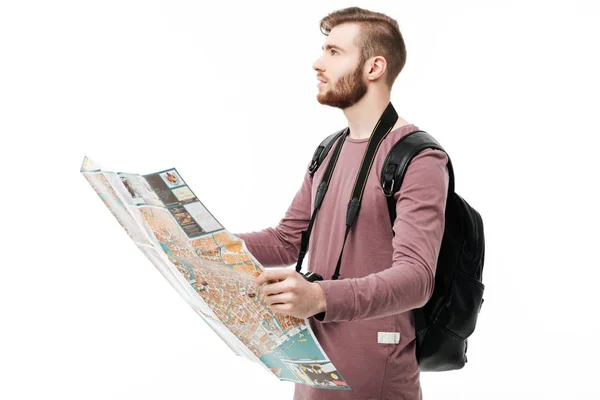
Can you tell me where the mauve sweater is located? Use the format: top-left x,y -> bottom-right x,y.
234,123 -> 449,400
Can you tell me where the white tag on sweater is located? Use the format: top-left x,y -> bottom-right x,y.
378,332 -> 400,344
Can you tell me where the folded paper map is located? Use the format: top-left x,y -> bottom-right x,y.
80,156 -> 349,390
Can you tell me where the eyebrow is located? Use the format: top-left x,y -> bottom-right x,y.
321,44 -> 345,52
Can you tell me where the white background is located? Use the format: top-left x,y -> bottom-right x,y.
1,1 -> 599,399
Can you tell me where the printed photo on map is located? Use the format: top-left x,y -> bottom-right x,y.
144,174 -> 180,206
168,205 -> 205,237
281,360 -> 348,389
159,169 -> 184,188
172,186 -> 197,204
184,201 -> 223,233
114,173 -> 165,207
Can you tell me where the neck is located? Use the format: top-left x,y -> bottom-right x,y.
343,89 -> 408,140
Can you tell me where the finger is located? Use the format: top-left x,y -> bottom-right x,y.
269,303 -> 292,314
264,292 -> 292,306
254,272 -> 270,287
255,270 -> 286,286
261,281 -> 289,296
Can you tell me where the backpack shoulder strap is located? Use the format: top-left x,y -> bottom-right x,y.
381,130 -> 456,226
308,128 -> 348,177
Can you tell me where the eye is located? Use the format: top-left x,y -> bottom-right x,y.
330,49 -> 338,55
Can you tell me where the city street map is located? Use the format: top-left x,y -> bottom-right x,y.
80,156 -> 350,390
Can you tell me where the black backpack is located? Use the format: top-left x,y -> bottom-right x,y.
307,128 -> 485,372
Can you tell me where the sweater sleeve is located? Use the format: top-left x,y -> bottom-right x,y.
314,149 -> 449,323
232,170 -> 313,268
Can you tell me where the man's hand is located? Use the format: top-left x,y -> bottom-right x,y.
254,269 -> 326,319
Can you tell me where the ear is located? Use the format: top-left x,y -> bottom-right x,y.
366,56 -> 387,82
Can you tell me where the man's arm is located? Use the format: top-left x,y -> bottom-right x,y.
233,169 -> 313,268
313,149 -> 449,322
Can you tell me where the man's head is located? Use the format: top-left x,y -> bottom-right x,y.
312,7 -> 407,109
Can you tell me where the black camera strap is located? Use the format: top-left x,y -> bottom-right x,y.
295,102 -> 399,280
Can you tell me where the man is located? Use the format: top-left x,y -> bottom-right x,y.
234,7 -> 449,400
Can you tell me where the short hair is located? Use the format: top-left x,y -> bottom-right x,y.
319,7 -> 407,89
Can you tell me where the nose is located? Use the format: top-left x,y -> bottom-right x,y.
312,56 -> 324,72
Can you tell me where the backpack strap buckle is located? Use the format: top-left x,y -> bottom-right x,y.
382,178 -> 395,196
382,163 -> 397,197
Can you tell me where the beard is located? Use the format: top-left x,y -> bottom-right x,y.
316,60 -> 368,109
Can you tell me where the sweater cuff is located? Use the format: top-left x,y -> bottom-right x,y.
312,279 -> 355,323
